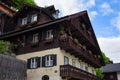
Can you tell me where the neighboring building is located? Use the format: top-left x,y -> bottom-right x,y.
0,1 -> 15,34
103,63 -> 120,80
0,54 -> 27,80
0,2 -> 104,80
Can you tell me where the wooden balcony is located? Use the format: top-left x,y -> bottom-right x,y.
59,35 -> 101,67
70,18 -> 96,49
60,65 -> 101,80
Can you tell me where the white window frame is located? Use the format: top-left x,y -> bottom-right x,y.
92,69 -> 95,75
46,30 -> 53,40
85,66 -> 88,72
31,14 -> 38,22
32,33 -> 39,43
21,17 -> 27,25
72,59 -> 76,67
64,56 -> 69,65
30,58 -> 37,68
45,55 -> 53,67
80,63 -> 85,70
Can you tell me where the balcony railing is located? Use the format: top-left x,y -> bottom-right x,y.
70,18 -> 96,47
59,35 -> 101,67
60,65 -> 101,80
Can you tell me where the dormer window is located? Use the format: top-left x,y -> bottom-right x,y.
21,17 -> 27,25
31,14 -> 37,22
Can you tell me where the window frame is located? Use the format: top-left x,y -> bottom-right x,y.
21,17 -> 27,25
72,59 -> 76,67
45,55 -> 54,67
31,14 -> 38,22
64,56 -> 69,65
32,33 -> 39,43
46,30 -> 53,40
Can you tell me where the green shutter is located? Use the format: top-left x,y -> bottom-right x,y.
42,56 -> 45,67
27,59 -> 31,69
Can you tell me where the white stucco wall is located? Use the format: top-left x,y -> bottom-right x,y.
117,72 -> 120,80
16,48 -> 96,80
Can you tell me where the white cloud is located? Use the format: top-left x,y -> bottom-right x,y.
100,2 -> 113,16
89,11 -> 98,20
97,37 -> 120,63
35,0 -> 96,17
111,12 -> 120,31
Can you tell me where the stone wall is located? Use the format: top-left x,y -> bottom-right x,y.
0,54 -> 27,80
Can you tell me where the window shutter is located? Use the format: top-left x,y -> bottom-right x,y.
42,56 -> 45,67
27,35 -> 32,44
37,57 -> 41,68
27,59 -> 31,69
27,15 -> 31,23
18,18 -> 22,25
53,54 -> 57,66
42,31 -> 46,40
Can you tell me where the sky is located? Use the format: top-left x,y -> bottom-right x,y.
35,0 -> 120,63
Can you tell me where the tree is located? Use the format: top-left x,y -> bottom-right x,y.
12,0 -> 37,9
96,52 -> 110,79
0,40 -> 17,54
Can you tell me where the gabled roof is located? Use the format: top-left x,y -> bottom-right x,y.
12,3 -> 55,20
0,0 -> 17,7
102,63 -> 120,73
0,2 -> 15,16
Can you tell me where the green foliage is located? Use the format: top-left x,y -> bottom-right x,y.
96,52 -> 110,79
96,68 -> 104,79
101,52 -> 110,64
59,27 -> 65,34
12,0 -> 37,9
0,40 -> 17,54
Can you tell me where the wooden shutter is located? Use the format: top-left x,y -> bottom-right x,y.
53,54 -> 57,66
37,57 -> 41,68
42,31 -> 46,40
18,18 -> 22,25
27,34 -> 33,44
27,15 -> 31,23
27,59 -> 31,69
42,56 -> 45,67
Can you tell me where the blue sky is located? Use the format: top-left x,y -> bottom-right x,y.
35,0 -> 120,63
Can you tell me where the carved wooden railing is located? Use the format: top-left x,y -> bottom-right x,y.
59,35 -> 101,67
60,65 -> 101,80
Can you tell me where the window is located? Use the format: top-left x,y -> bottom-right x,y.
80,63 -> 85,70
30,58 -> 37,68
32,33 -> 39,43
92,69 -> 95,74
45,55 -> 53,66
72,59 -> 76,67
27,57 -> 40,69
42,54 -> 57,67
85,66 -> 88,72
21,17 -> 27,25
64,56 -> 69,65
46,30 -> 53,40
31,14 -> 37,22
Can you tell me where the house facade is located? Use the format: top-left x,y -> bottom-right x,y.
103,63 -> 120,80
0,2 -> 104,80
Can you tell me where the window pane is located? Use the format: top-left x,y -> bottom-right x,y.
31,14 -> 37,22
72,59 -> 76,67
46,30 -> 53,40
64,56 -> 69,65
22,17 -> 27,25
32,33 -> 38,43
